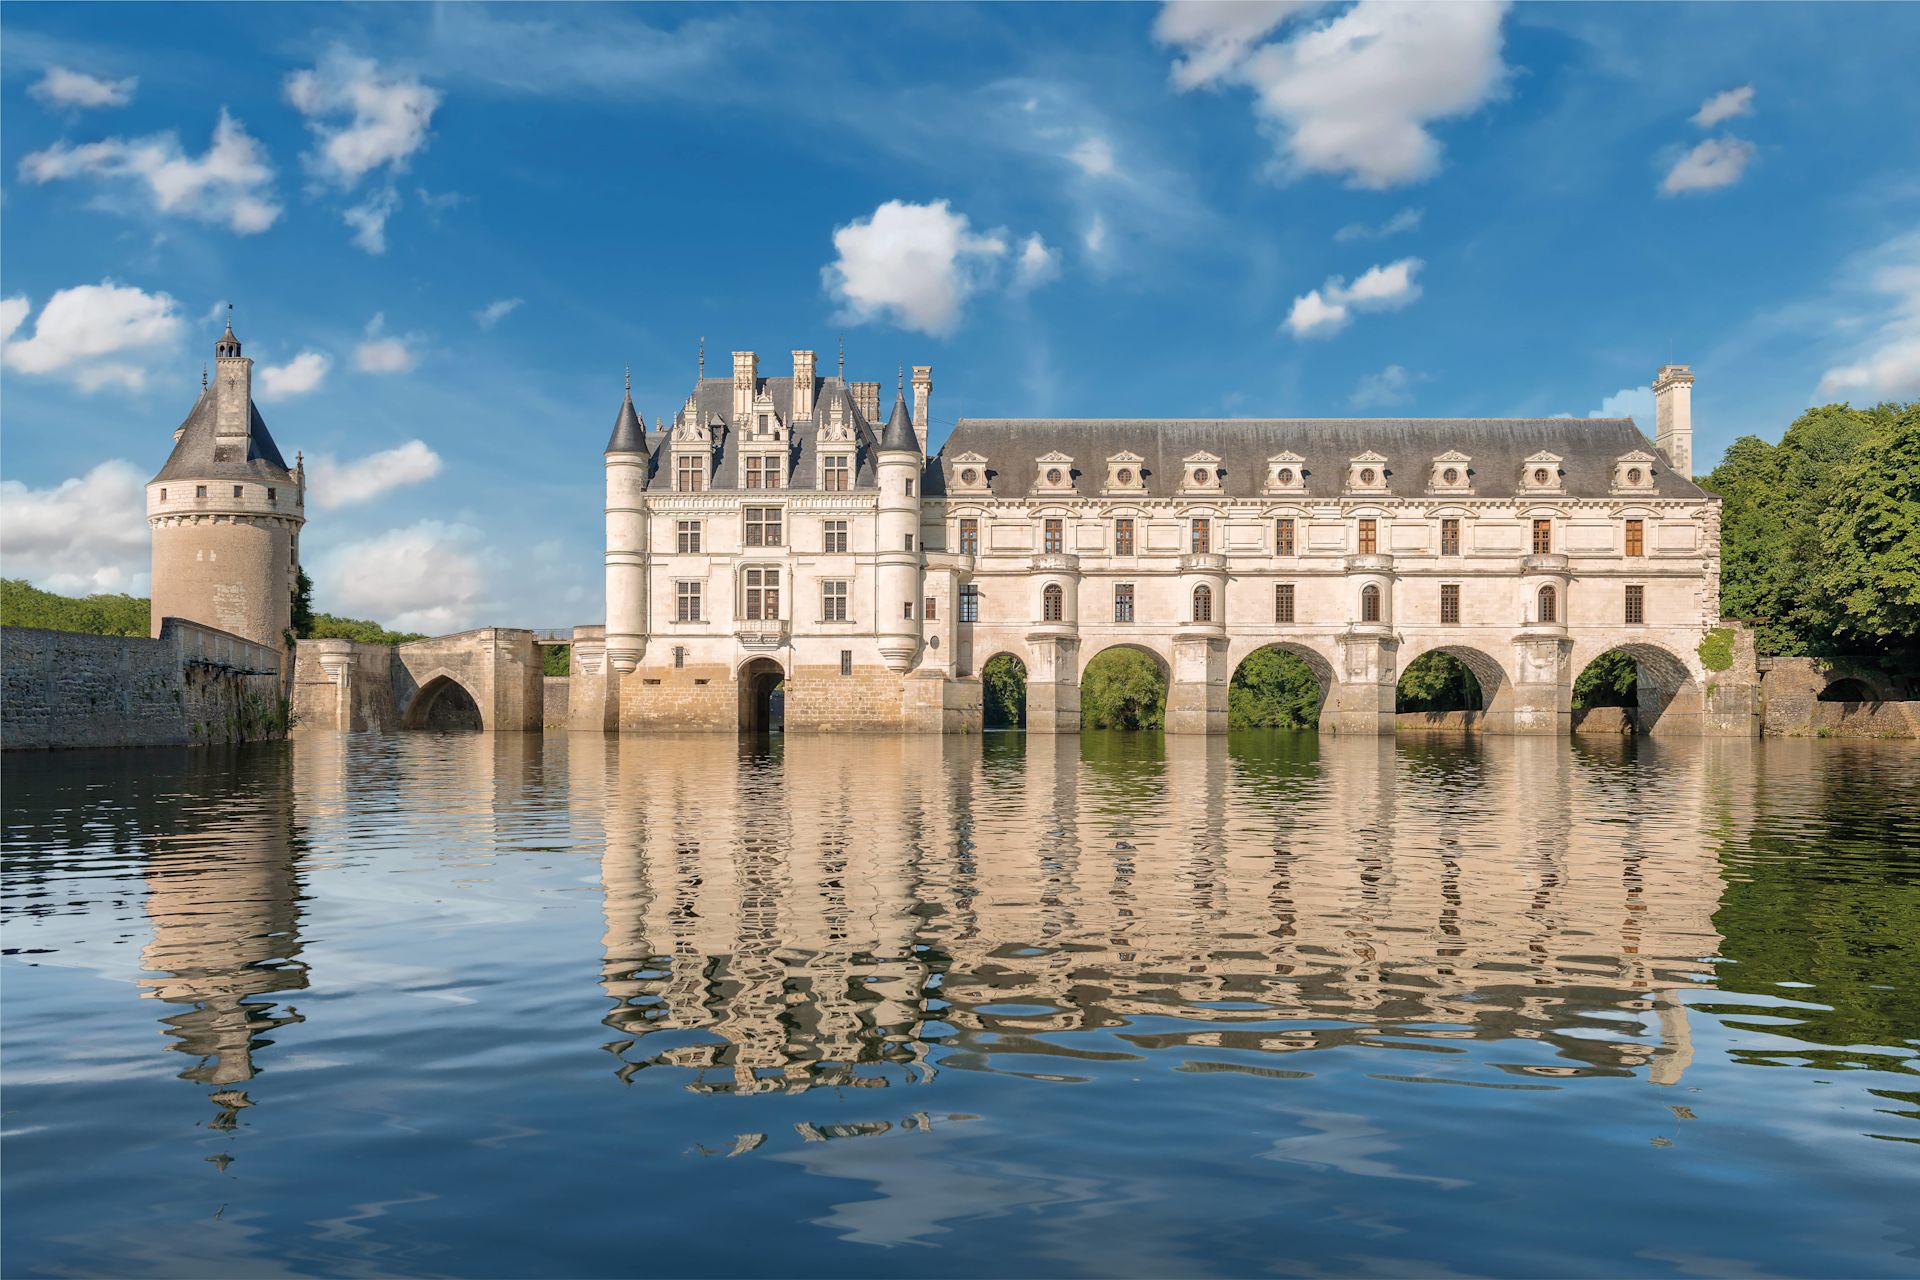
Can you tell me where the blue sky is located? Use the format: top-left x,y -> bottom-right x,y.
3,2 -> 1917,632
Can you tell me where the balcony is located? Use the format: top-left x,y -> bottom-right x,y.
734,621 -> 790,649
1522,553 -> 1569,573
1029,552 -> 1080,573
1179,552 -> 1228,572
1345,554 -> 1395,573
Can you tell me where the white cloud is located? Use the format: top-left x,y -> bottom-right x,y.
1334,206 -> 1422,242
1661,136 -> 1755,195
1068,135 -> 1116,177
1590,386 -> 1655,422
1816,232 -> 1920,399
1284,255 -> 1423,338
822,199 -> 1018,336
285,51 -> 441,187
1084,213 -> 1109,258
304,440 -> 444,510
475,297 -> 523,329
1,281 -> 182,390
257,351 -> 332,400
0,460 -> 151,595
1692,85 -> 1754,129
314,520 -> 488,634
1,297 -> 28,345
1012,235 -> 1060,293
343,186 -> 400,254
1350,363 -> 1422,409
18,110 -> 280,234
29,66 -> 136,109
1158,0 -> 1510,188
353,312 -> 420,373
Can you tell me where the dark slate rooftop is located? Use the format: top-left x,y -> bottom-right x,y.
879,392 -> 918,452
929,418 -> 1708,501
632,376 -> 885,491
151,388 -> 295,485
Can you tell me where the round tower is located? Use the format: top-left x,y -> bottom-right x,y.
604,369 -> 649,673
147,314 -> 305,653
874,387 -> 924,673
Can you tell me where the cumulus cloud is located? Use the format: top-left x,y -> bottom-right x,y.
18,110 -> 281,234
1157,0 -> 1510,188
825,199 -> 1056,336
1816,232 -> 1920,400
0,461 -> 152,595
353,312 -> 420,373
314,520 -> 488,635
1590,386 -> 1655,422
1661,136 -> 1756,195
1285,256 -> 1424,338
475,297 -> 523,329
256,351 -> 332,400
30,66 -> 137,109
1334,206 -> 1422,242
1349,363 -> 1423,409
1,296 -> 28,345
1692,85 -> 1754,129
285,51 -> 441,187
1013,235 -> 1060,293
343,185 -> 400,254
1,281 -> 182,390
304,440 -> 444,510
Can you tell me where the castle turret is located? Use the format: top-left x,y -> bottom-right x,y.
147,313 -> 304,653
1653,363 -> 1694,480
874,387 -> 924,673
605,369 -> 649,674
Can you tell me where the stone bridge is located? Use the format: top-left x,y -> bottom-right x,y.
292,628 -> 545,733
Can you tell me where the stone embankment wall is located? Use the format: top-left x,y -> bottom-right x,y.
2,621 -> 285,750
1761,658 -> 1919,738
290,639 -> 400,733
543,677 -> 570,728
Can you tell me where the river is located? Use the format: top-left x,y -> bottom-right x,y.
3,731 -> 1916,1277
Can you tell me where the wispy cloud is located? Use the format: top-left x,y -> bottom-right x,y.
354,312 -> 421,373
18,110 -> 280,234
1692,85 -> 1754,129
29,65 -> 136,109
475,297 -> 523,329
257,350 -> 332,400
1816,229 -> 1920,400
306,440 -> 444,509
1334,207 -> 1422,243
1661,137 -> 1755,195
1285,257 -> 1424,338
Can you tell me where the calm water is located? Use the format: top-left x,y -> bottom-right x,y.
3,731 -> 1918,1278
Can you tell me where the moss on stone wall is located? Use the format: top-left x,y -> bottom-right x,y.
1698,627 -> 1736,673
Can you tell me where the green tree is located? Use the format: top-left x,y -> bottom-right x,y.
0,578 -> 148,636
1813,405 -> 1920,661
291,567 -> 315,638
982,653 -> 1027,729
1228,648 -> 1322,729
1395,651 -> 1482,713
1574,650 -> 1639,709
543,645 -> 571,677
305,614 -> 428,645
1080,648 -> 1166,730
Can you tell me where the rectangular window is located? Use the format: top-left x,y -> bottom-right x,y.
904,601 -> 915,620
676,520 -> 702,554
673,646 -> 686,669
1044,518 -> 1064,554
675,581 -> 701,623
959,584 -> 979,622
906,478 -> 915,497
1440,518 -> 1460,556
840,650 -> 853,677
1533,519 -> 1552,555
1276,518 -> 1295,556
1358,518 -> 1378,555
745,456 -> 764,489
905,534 -> 914,552
1441,583 -> 1461,625
1275,583 -> 1295,624
1625,584 -> 1646,625
1115,518 -> 1135,556
267,488 -> 276,502
677,454 -> 704,492
743,567 -> 780,621
822,580 -> 848,622
234,485 -> 243,498
822,519 -> 848,554
823,455 -> 851,491
1625,518 -> 1644,557
924,596 -> 937,621
744,507 -> 782,547
958,519 -> 978,555
196,485 -> 208,498
1114,583 -> 1135,623
758,414 -> 769,430
1191,518 -> 1211,554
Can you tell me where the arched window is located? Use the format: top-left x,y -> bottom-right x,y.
1192,584 -> 1213,623
1360,583 -> 1381,623
1537,584 -> 1557,624
1042,583 -> 1065,622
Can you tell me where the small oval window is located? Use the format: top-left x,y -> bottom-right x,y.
1443,467 -> 1459,484
1192,468 -> 1209,484
1534,467 -> 1550,484
1627,467 -> 1643,484
1047,468 -> 1063,485
1117,467 -> 1134,485
960,468 -> 978,484
1277,468 -> 1294,485
1360,468 -> 1376,485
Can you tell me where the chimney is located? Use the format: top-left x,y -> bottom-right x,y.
731,351 -> 757,421
791,350 -> 816,420
213,327 -> 251,444
911,366 -> 932,455
852,381 -> 881,424
1652,364 -> 1694,480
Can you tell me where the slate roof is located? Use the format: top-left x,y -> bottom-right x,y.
879,392 -> 918,452
151,388 -> 295,485
633,376 -> 884,491
606,391 -> 645,454
928,417 -> 1707,501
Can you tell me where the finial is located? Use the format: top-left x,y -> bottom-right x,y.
698,336 -> 705,380
898,363 -> 904,394
201,365 -> 207,390
224,302 -> 234,335
837,335 -> 844,382
624,364 -> 631,395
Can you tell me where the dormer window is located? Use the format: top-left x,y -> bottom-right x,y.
1429,450 -> 1472,495
822,455 -> 851,491
1346,451 -> 1390,493
1034,451 -> 1075,494
677,454 -> 706,492
1611,450 -> 1657,493
1180,452 -> 1223,494
1521,451 -> 1565,494
1103,450 -> 1146,494
1265,452 -> 1306,495
949,452 -> 991,494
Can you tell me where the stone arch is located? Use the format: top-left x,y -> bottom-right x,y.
1077,641 -> 1171,732
1572,640 -> 1703,736
1818,677 -> 1878,704
1224,640 -> 1338,730
402,671 -> 485,730
980,650 -> 1029,730
737,655 -> 785,734
1394,640 -> 1517,727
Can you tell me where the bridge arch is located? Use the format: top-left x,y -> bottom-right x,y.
1078,641 -> 1171,730
1395,640 -> 1516,725
1224,638 -> 1338,730
980,650 -> 1029,729
1571,639 -> 1704,735
737,656 -> 785,734
402,669 -> 486,731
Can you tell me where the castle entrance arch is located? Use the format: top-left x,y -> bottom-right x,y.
739,657 -> 785,734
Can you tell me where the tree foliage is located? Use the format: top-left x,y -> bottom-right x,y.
982,653 -> 1027,729
1080,648 -> 1166,730
1812,404 -> 1920,659
1574,650 -> 1638,709
0,578 -> 148,636
291,567 -> 315,639
1228,648 -> 1322,729
1395,651 -> 1482,713
543,645 -> 571,677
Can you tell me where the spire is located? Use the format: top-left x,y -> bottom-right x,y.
837,335 -> 845,382
215,305 -> 242,359
201,365 -> 208,391
697,336 -> 705,382
879,390 -> 917,453
606,369 -> 644,454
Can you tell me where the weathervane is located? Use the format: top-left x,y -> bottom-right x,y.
624,364 -> 631,394
837,335 -> 844,382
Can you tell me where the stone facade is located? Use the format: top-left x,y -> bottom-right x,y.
290,629 -> 545,734
2,620 -> 286,750
601,352 -> 1744,736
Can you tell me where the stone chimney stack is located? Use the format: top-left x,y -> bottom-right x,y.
911,365 -> 932,455
791,350 -> 816,420
852,381 -> 881,423
1653,363 -> 1695,480
731,351 -> 757,421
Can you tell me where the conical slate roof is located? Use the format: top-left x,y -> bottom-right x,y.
879,392 -> 917,453
606,390 -> 645,454
151,387 -> 293,484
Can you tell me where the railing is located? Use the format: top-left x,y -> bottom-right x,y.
529,628 -> 574,644
1029,553 -> 1080,573
1179,553 -> 1228,572
735,621 -> 790,649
